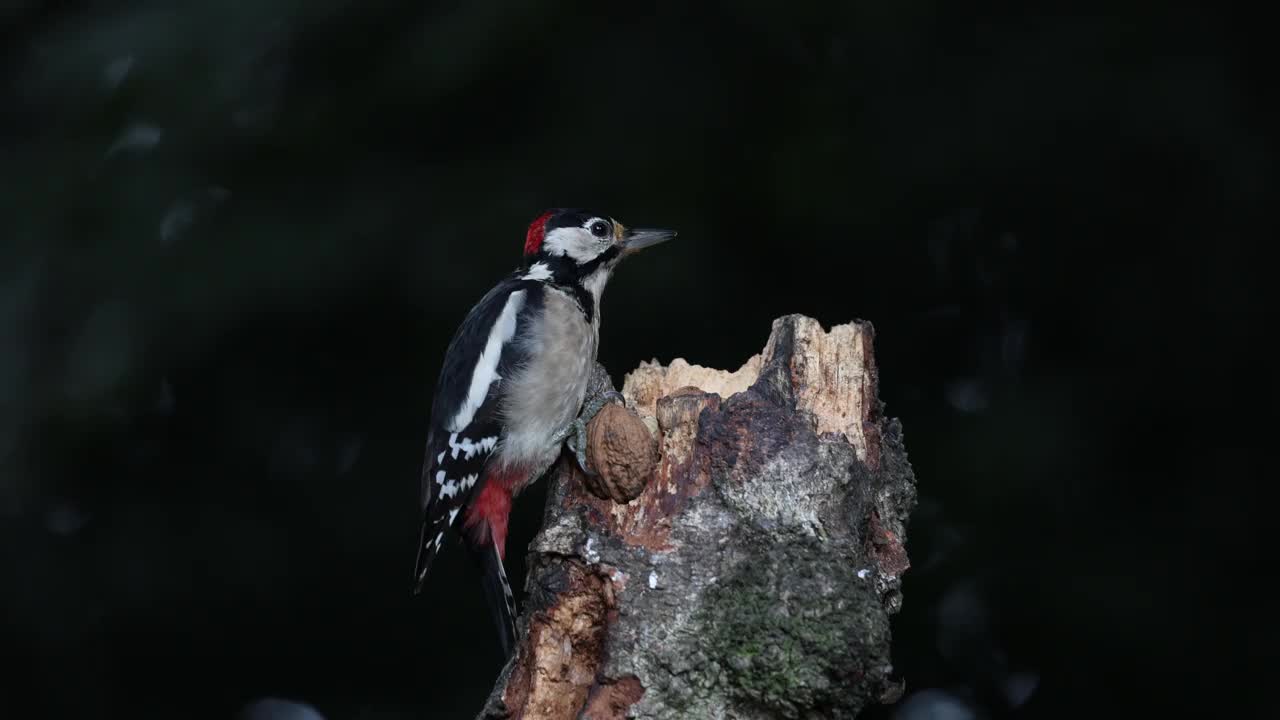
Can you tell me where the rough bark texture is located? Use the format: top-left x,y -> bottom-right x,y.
478,314 -> 918,720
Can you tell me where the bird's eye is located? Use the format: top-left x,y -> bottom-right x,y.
589,221 -> 610,238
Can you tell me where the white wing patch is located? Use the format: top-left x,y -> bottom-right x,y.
448,290 -> 526,432
523,262 -> 553,281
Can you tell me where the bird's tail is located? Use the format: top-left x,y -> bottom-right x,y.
414,520 -> 516,656
475,536 -> 517,657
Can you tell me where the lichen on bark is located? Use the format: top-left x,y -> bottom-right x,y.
701,533 -> 892,719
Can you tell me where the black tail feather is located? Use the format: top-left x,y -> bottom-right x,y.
474,540 -> 517,657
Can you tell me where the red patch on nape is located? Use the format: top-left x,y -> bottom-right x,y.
524,210 -> 555,256
463,466 -> 529,557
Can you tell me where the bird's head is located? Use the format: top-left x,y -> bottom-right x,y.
521,208 -> 676,282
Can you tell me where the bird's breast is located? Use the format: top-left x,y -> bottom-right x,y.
496,287 -> 598,469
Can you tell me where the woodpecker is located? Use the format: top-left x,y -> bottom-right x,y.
411,208 -> 676,655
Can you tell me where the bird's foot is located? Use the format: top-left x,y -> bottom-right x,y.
567,390 -> 626,477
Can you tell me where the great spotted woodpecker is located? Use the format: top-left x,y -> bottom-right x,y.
411,208 -> 676,655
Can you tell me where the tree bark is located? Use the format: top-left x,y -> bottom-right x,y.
478,314 -> 918,720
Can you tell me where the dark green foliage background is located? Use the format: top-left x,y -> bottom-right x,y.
1,1 -> 1269,718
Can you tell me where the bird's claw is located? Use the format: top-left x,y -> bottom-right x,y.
571,417 -> 595,476
568,389 -> 626,477
597,389 -> 626,408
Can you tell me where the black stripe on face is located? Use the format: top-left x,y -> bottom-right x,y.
570,246 -> 621,323
577,245 -> 620,276
572,285 -> 595,324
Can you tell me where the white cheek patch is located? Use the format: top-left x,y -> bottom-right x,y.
543,227 -> 602,263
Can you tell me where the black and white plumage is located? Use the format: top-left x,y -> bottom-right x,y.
411,208 -> 676,656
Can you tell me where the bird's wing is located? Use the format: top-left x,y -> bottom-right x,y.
412,277 -> 538,592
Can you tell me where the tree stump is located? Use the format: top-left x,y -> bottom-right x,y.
478,314 -> 918,720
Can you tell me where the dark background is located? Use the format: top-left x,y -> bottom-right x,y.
1,1 -> 1269,718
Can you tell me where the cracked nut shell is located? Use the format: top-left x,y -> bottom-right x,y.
583,403 -> 657,503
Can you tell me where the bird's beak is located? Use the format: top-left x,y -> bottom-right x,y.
619,226 -> 678,256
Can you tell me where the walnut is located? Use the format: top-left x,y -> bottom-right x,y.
582,403 -> 657,503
